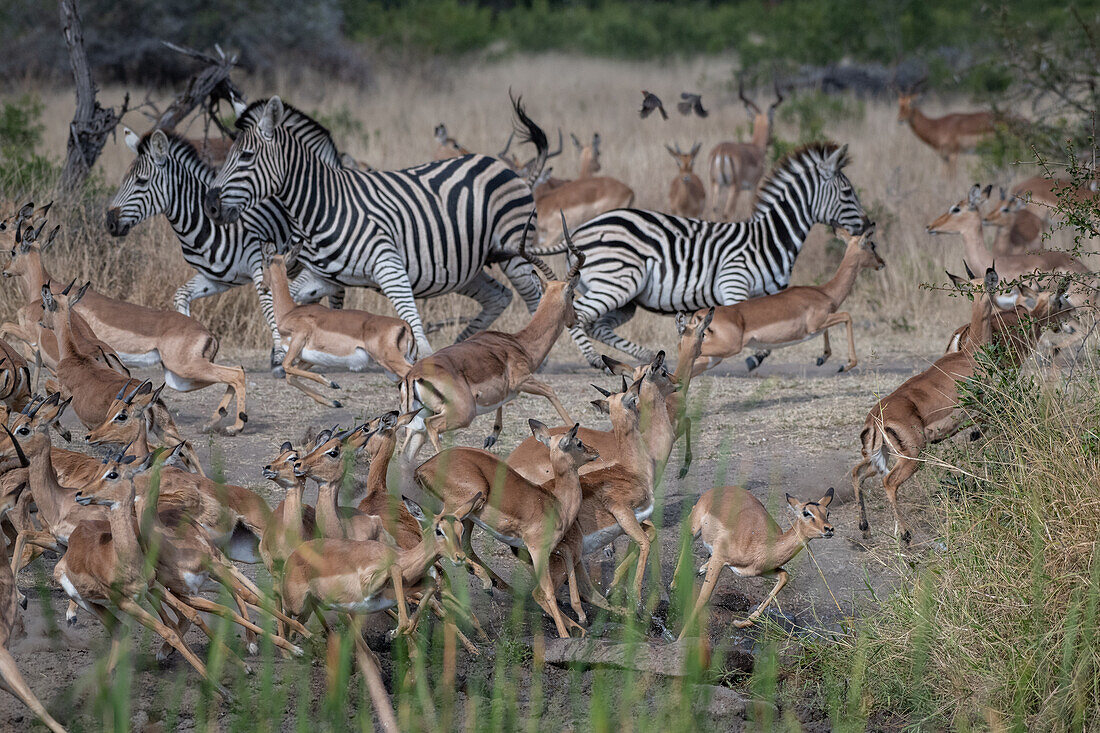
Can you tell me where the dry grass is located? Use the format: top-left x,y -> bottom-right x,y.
1,54 -> 1085,361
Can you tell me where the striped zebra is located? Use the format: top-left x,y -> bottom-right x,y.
106,128 -> 317,372
528,142 -> 870,368
204,96 -> 547,356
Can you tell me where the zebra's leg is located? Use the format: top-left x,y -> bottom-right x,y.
288,269 -> 339,306
497,257 -> 545,315
371,253 -> 433,356
588,305 -> 656,363
174,273 -> 230,318
251,266 -> 286,377
453,270 -> 512,342
327,288 -> 345,310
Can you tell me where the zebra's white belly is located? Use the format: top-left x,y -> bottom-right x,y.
302,347 -> 373,371
582,501 -> 654,555
117,349 -> 161,368
57,572 -> 94,614
470,516 -> 525,548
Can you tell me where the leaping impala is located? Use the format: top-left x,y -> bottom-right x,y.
400,211 -> 581,460
685,226 -> 885,375
676,486 -> 834,638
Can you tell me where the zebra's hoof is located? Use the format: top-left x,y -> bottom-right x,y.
745,356 -> 760,372
271,365 -> 286,379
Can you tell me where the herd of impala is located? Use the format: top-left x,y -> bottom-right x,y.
0,83 -> 1095,731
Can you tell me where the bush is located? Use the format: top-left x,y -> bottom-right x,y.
0,95 -> 57,198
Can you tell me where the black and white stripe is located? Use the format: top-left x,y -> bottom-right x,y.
205,97 -> 546,355
106,129 -> 316,369
531,143 -> 869,367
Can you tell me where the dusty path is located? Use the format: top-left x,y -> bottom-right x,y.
1,337 -> 944,729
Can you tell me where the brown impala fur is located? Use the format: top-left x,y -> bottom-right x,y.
0,338 -> 31,424
927,184 -> 1090,304
666,143 -> 706,218
1,219 -> 126,376
571,132 -> 602,179
259,441 -> 318,577
262,246 -> 416,407
357,411 -> 423,551
897,93 -> 995,174
851,268 -> 999,545
79,452 -> 307,659
2,221 -> 248,434
0,453 -> 67,733
401,213 -> 582,459
533,177 -> 635,245
51,459 -> 233,699
688,227 -> 885,376
985,187 -> 1046,257
432,124 -> 471,160
677,486 -> 834,639
708,79 -> 783,219
1011,175 -> 1098,218
292,427 -> 390,543
416,420 -> 599,638
84,380 -> 204,475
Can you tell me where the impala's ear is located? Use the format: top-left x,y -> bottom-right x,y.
819,487 -> 835,507
42,225 -> 61,252
946,271 -> 968,290
590,399 -> 610,415
259,97 -> 284,140
135,380 -> 153,397
149,382 -> 166,404
396,410 -> 418,428
592,132 -> 600,151
601,355 -> 633,376
378,410 -> 399,430
150,129 -> 169,166
529,419 -> 552,447
280,440 -> 293,453
967,183 -> 983,209
124,126 -> 139,153
1009,195 -> 1026,212
71,281 -> 91,307
786,493 -> 802,513
41,286 -> 56,313
675,311 -> 688,335
571,133 -> 582,150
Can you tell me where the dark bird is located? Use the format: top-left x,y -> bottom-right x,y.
678,92 -> 708,118
640,91 -> 668,120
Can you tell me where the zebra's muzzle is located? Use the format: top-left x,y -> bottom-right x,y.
204,187 -> 240,225
105,208 -> 130,237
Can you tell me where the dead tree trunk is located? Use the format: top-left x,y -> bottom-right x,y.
59,0 -> 128,197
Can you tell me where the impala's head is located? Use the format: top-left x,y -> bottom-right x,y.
837,224 -> 885,272
76,449 -> 151,509
927,184 -> 991,235
4,216 -> 58,281
516,209 -> 585,325
676,307 -> 715,370
39,280 -> 89,333
787,488 -> 835,539
739,77 -> 784,139
982,187 -> 1026,229
572,132 -> 601,175
7,391 -> 72,450
107,129 -> 196,237
665,142 -> 701,174
897,93 -> 918,123
293,426 -> 361,483
363,410 -> 417,461
530,420 -> 599,470
0,423 -> 29,474
263,441 -> 301,489
259,240 -> 302,292
206,97 -> 295,225
602,350 -> 677,403
86,380 -> 162,446
434,124 -> 449,145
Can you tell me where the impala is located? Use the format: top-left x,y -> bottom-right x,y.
897,89 -> 995,174
666,143 -> 706,218
708,78 -> 783,219
984,188 -> 1045,257
432,123 -> 471,160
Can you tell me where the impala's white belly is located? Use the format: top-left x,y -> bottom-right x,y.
117,349 -> 161,368
302,347 -> 373,371
471,516 -> 525,548
475,398 -> 509,416
58,572 -> 93,613
182,571 -> 209,596
331,595 -> 395,614
164,369 -> 203,392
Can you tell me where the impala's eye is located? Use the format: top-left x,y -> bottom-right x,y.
16,426 -> 28,436
326,449 -> 339,458
107,471 -> 119,480
115,411 -> 128,422
803,510 -> 813,519
951,205 -> 961,213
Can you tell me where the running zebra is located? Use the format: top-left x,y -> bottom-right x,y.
205,96 -> 548,356
529,142 -> 870,368
107,128 -> 313,372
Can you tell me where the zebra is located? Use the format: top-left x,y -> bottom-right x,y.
524,142 -> 870,368
106,127 -> 317,374
204,96 -> 548,356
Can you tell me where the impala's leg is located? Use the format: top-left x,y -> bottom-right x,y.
883,457 -> 919,546
217,560 -> 312,640
723,186 -> 740,220
159,590 -> 254,674
115,597 -> 232,700
11,530 -> 59,575
678,418 -> 694,478
86,602 -> 124,673
817,329 -> 833,367
185,595 -> 305,657
453,270 -> 513,342
745,349 -> 771,371
607,506 -> 654,602
349,617 -> 400,733
371,251 -> 432,356
251,264 -> 286,375
817,312 -> 856,372
611,520 -> 657,592
551,548 -> 587,626
678,554 -> 724,640
734,568 -> 789,629
528,545 -> 584,638
0,645 -> 67,733
516,376 -> 573,426
709,178 -> 722,216
851,458 -> 876,538
458,519 -> 507,591
174,273 -> 229,318
483,406 -> 504,450
589,305 -> 657,362
497,256 -> 544,316
282,336 -> 341,408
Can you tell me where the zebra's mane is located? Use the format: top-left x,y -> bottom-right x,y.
751,141 -> 849,213
236,99 -> 343,167
137,130 -> 212,173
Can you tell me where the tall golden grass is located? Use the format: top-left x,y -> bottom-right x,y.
1,54 -> 1083,361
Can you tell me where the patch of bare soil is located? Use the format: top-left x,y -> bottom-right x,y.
1,335 -> 943,730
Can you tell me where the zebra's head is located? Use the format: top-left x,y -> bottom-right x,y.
107,129 -> 172,237
206,97 -> 291,226
807,144 -> 869,235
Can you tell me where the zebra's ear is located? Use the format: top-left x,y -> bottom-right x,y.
259,97 -> 285,141
820,144 -> 849,179
124,127 -> 140,153
149,130 -> 169,166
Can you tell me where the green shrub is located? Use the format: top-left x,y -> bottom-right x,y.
0,94 -> 56,197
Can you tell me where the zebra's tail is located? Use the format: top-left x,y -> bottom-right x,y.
510,92 -> 549,190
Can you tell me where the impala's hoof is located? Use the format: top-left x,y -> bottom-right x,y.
248,642 -> 259,656
678,465 -> 690,479
816,356 -> 825,366
483,435 -> 497,449
329,381 -> 341,390
332,400 -> 343,409
239,412 -> 248,423
218,406 -> 227,416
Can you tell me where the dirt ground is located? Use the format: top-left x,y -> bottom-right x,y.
0,320 -> 959,731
